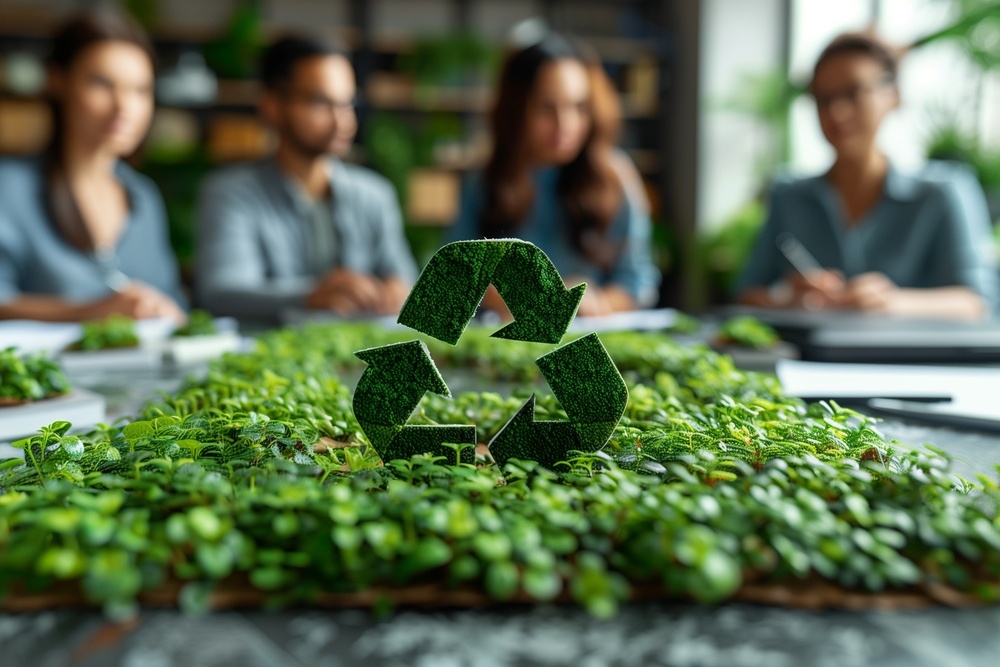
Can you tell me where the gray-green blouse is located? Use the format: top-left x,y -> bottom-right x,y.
737,161 -> 998,312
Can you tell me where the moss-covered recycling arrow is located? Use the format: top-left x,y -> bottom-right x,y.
353,340 -> 476,465
397,240 -> 586,345
352,239 -> 627,471
488,333 -> 626,469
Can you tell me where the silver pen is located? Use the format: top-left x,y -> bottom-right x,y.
775,231 -> 827,291
93,248 -> 131,293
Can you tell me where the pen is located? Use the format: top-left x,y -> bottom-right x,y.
775,232 -> 827,291
94,248 -> 131,294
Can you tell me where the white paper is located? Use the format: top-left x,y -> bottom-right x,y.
567,308 -> 678,334
0,320 -> 81,355
168,332 -> 244,366
776,359 -> 1000,403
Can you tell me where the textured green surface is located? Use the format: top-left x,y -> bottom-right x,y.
353,341 -> 475,463
490,241 -> 586,345
383,425 -> 477,466
365,240 -> 620,469
488,395 -> 580,469
397,240 -> 584,345
490,334 -> 628,469
8,321 -> 1000,617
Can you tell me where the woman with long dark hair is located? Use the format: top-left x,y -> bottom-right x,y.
0,9 -> 185,322
447,34 -> 660,316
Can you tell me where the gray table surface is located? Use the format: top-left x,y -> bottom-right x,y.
3,361 -> 1000,667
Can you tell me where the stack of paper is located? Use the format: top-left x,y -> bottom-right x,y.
776,360 -> 1000,431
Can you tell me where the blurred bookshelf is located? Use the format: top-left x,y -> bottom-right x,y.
0,0 -> 681,302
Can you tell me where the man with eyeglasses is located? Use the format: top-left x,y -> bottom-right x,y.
195,36 -> 417,322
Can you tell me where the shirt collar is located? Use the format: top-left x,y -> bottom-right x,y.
816,161 -> 921,204
266,156 -> 339,216
882,162 -> 921,202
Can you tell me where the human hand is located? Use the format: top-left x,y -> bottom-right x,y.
782,269 -> 848,310
376,277 -> 411,316
576,287 -> 613,317
843,272 -> 901,313
82,283 -> 187,325
308,268 -> 382,315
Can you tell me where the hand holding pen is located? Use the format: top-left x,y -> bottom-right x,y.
773,232 -> 848,309
86,248 -> 187,324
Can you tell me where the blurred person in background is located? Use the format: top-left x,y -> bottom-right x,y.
0,9 -> 186,323
447,33 -> 660,317
195,35 -> 417,322
737,32 -> 997,320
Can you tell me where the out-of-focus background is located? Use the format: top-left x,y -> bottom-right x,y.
0,0 -> 996,309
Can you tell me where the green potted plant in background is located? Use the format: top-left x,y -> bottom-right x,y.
398,32 -> 500,96
365,34 -> 501,268
202,0 -> 264,81
698,68 -> 801,306
917,0 -> 1000,227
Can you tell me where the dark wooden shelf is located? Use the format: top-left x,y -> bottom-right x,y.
362,33 -> 662,62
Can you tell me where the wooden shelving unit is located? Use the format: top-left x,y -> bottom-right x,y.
0,2 -> 669,160
0,0 -> 681,303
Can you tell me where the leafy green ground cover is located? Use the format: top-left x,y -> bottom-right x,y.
171,310 -> 218,338
1,323 -> 999,619
0,348 -> 72,404
68,315 -> 141,352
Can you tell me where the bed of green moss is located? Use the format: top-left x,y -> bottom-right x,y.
1,322 -> 999,619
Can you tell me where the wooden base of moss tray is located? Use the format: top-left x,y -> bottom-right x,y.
1,574 -> 991,615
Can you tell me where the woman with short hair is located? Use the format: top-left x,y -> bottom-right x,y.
737,33 -> 997,319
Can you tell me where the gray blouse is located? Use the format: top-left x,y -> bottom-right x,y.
0,157 -> 184,307
194,158 -> 418,320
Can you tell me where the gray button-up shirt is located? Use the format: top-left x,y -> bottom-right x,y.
737,161 -> 999,313
0,157 -> 184,307
194,158 -> 418,320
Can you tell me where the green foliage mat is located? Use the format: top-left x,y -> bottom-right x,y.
2,322 -> 1000,618
68,315 -> 140,352
0,348 -> 71,404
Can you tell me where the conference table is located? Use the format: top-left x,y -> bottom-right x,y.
2,338 -> 1000,667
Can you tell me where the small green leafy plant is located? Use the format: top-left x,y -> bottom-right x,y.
715,316 -> 781,349
0,347 -> 71,404
171,310 -> 218,338
69,315 -> 140,352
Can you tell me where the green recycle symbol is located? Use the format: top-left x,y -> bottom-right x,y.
352,240 -> 628,470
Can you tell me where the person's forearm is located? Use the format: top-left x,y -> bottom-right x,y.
890,287 -> 986,321
0,295 -> 87,322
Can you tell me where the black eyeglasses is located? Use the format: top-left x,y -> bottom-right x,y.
812,77 -> 894,112
281,89 -> 363,113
